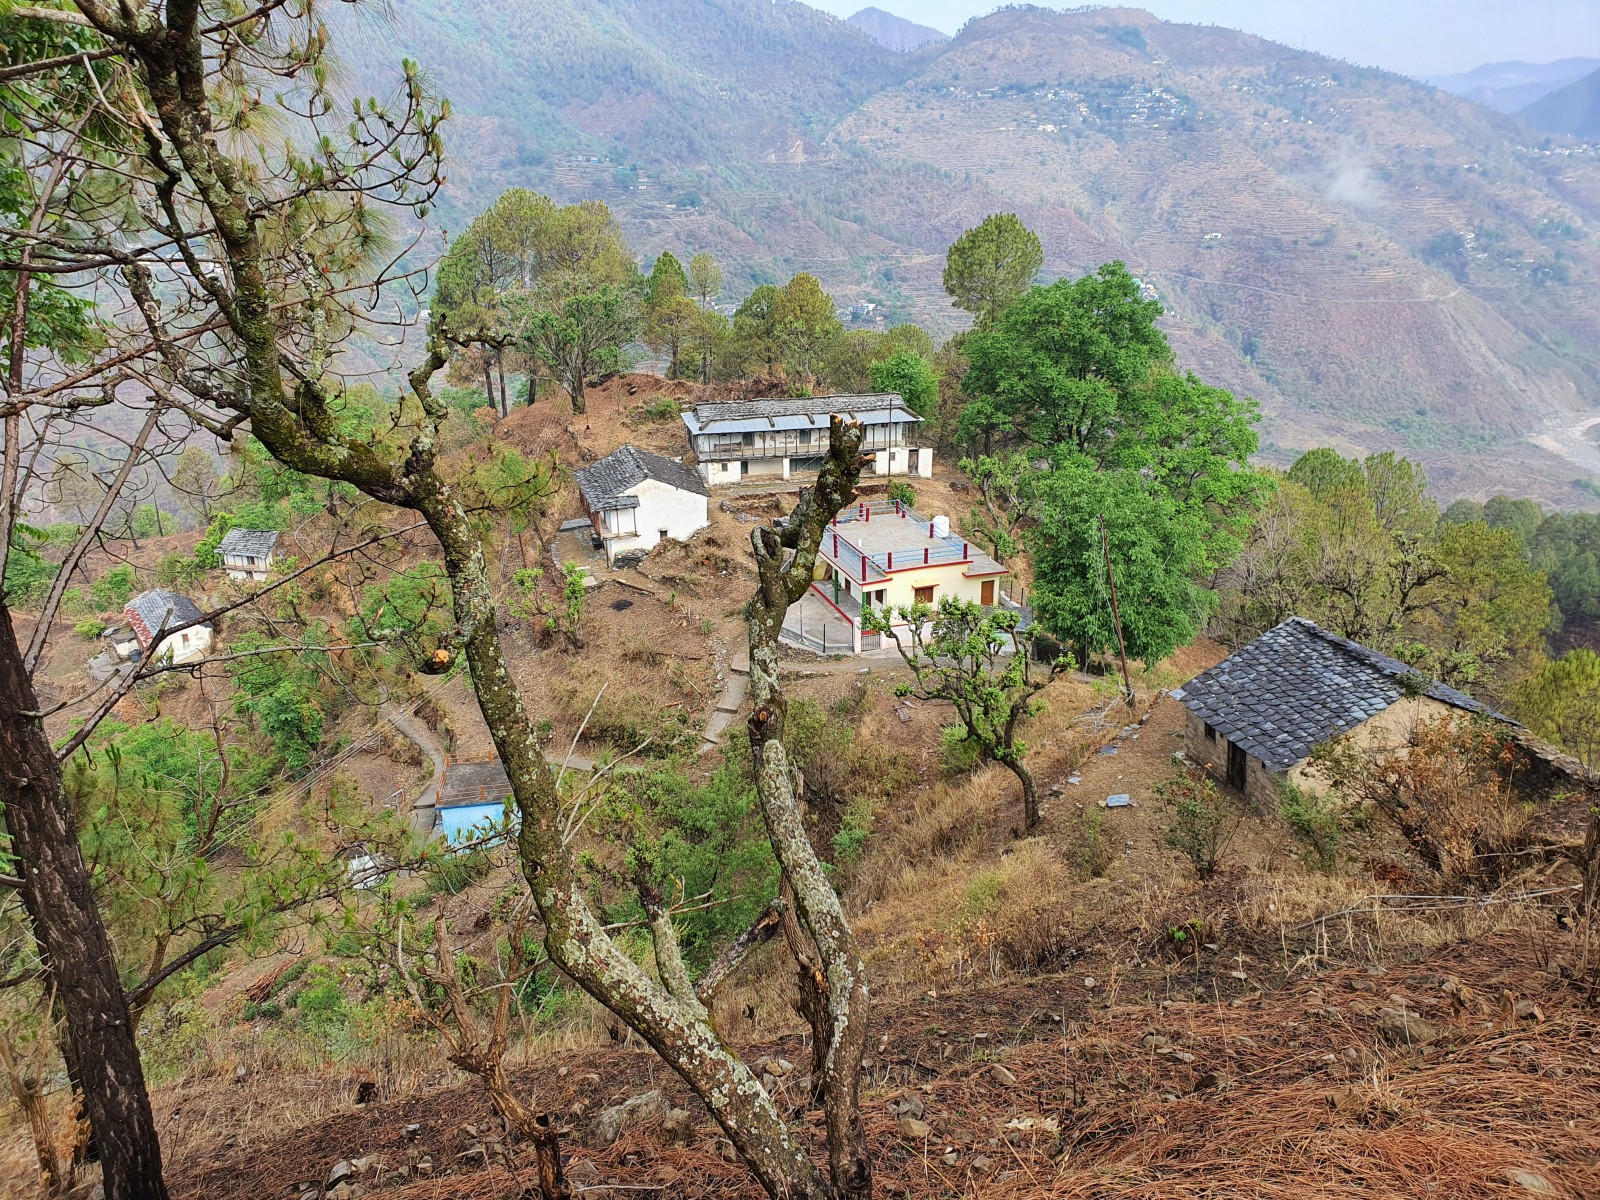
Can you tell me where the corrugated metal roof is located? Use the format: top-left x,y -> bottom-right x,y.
683,393 -> 922,436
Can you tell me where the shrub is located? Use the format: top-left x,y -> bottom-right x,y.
74,618 -> 105,640
938,724 -> 983,776
886,478 -> 917,509
88,563 -> 136,611
1278,779 -> 1343,872
1309,716 -> 1534,892
1063,803 -> 1112,879
1156,767 -> 1240,881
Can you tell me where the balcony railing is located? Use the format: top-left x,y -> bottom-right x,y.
697,429 -> 908,460
824,500 -> 972,583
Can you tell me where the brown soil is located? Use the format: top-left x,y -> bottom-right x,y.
158,929 -> 1598,1199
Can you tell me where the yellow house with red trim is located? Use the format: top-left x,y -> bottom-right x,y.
811,500 -> 1008,652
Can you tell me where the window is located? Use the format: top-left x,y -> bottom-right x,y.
1204,723 -> 1217,742
741,431 -> 755,447
913,585 -> 934,604
658,529 -> 669,541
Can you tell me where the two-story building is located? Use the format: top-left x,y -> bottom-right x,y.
682,393 -> 934,486
807,500 -> 1007,652
216,528 -> 280,581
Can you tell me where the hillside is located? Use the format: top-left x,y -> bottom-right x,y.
847,6 -> 948,52
1430,57 -> 1600,113
342,2 -> 1600,501
1520,65 -> 1600,139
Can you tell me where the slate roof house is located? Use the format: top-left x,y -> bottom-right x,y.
575,444 -> 709,565
216,528 -> 280,581
121,588 -> 213,665
1172,617 -> 1501,808
682,393 -> 933,486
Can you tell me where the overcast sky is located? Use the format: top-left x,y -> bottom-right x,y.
814,1 -> 1600,78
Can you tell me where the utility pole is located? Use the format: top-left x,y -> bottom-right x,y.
1099,515 -> 1135,707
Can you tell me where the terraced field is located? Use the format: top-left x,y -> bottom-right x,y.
355,1 -> 1600,499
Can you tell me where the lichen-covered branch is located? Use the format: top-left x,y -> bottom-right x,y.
746,417 -> 873,1200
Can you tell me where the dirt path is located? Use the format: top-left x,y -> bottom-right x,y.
380,701 -> 446,835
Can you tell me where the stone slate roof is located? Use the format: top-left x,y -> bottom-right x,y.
575,444 -> 708,512
682,393 -> 920,436
1171,617 -> 1499,771
123,589 -> 209,647
217,528 -> 280,559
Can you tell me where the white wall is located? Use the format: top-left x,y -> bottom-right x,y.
153,623 -> 213,665
602,479 -> 708,562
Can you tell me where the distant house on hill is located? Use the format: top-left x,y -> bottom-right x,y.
575,444 -> 709,565
1172,617 -> 1505,809
216,528 -> 280,581
682,393 -> 933,487
435,757 -> 514,843
122,588 -> 212,664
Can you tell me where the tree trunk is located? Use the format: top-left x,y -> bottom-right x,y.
483,357 -> 495,406
496,352 -> 509,418
407,483 -> 830,1200
568,369 -> 586,415
1001,754 -> 1039,831
0,609 -> 168,1200
745,417 -> 873,1200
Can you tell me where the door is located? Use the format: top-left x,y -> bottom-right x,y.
1226,740 -> 1247,790
981,579 -> 995,606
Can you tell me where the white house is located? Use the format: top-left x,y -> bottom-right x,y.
682,393 -> 934,486
216,528 -> 280,581
575,445 -> 710,565
122,588 -> 213,664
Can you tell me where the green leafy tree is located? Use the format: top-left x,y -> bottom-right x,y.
688,251 -> 723,307
1030,463 -> 1226,668
942,213 -> 1043,327
731,282 -> 781,375
687,305 -> 732,384
959,451 -> 1041,564
1408,520 -> 1551,690
1481,494 -> 1544,550
1286,447 -> 1365,499
868,349 -> 938,417
771,272 -> 843,387
644,251 -> 693,376
865,597 -> 1060,830
514,282 -> 641,414
961,263 -> 1172,452
1516,649 -> 1600,768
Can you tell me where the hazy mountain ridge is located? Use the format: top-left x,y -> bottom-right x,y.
346,1 -> 1600,501
1430,57 -> 1600,113
1519,66 -> 1600,139
847,6 -> 949,52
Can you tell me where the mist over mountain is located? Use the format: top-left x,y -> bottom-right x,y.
847,7 -> 949,52
1519,66 -> 1600,139
348,1 -> 1600,501
1430,57 -> 1600,113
